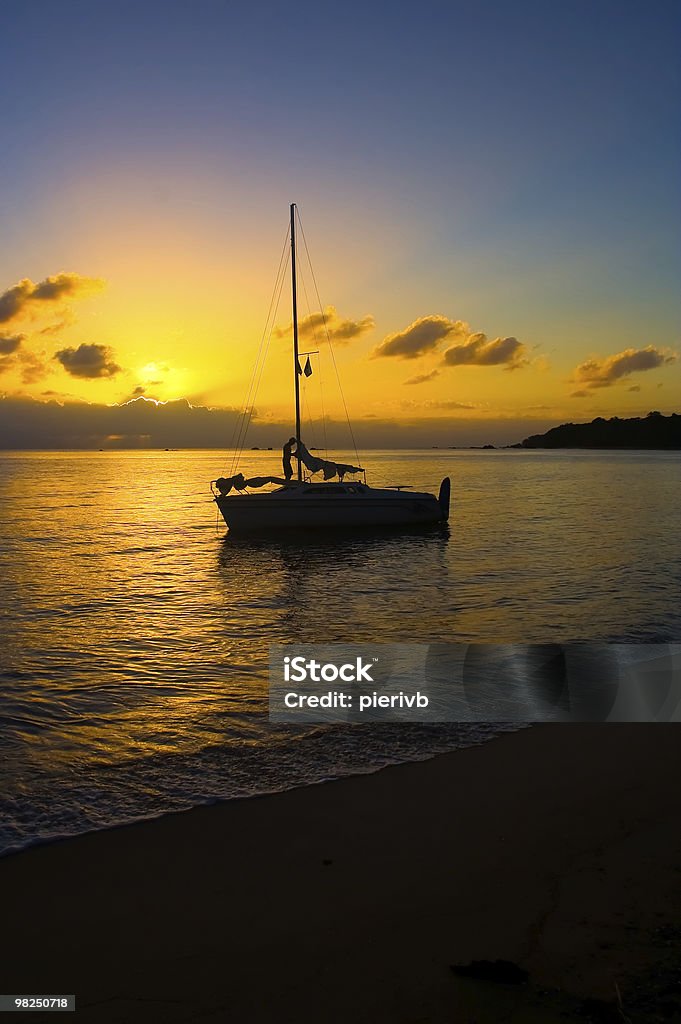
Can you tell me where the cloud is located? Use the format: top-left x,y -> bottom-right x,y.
404,370 -> 440,385
0,333 -> 24,355
573,345 -> 675,389
275,306 -> 374,345
54,343 -> 122,379
0,336 -> 46,381
119,384 -> 151,402
0,395 -> 243,449
374,316 -> 528,370
40,312 -> 78,336
627,384 -> 641,393
19,349 -> 49,384
443,333 -> 528,370
0,394 -> 564,450
434,400 -> 479,409
570,390 -> 589,398
373,316 -> 467,359
401,399 -> 479,411
0,273 -> 105,325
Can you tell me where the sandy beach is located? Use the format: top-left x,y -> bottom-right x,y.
1,724 -> 680,1023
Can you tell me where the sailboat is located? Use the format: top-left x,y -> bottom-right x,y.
212,204 -> 450,532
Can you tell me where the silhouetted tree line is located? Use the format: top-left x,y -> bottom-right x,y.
519,411 -> 681,449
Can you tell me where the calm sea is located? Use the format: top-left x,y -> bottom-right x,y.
1,448 -> 679,855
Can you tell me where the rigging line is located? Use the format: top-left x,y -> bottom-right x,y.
298,258 -> 319,349
297,258 -> 328,457
297,258 -> 327,456
297,288 -> 313,446
228,229 -> 288,476
296,208 -> 361,469
227,220 -> 290,476
229,225 -> 289,474
301,377 -> 316,452
235,246 -> 290,464
317,351 -> 329,458
229,236 -> 290,475
234,251 -> 288,469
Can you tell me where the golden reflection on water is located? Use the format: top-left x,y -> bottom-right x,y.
1,447 -> 680,777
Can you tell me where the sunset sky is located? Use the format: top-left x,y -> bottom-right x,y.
0,0 -> 679,447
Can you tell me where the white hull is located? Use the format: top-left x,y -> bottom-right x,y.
215,482 -> 448,532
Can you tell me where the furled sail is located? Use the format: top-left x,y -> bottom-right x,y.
213,474 -> 289,495
212,440 -> 363,495
292,440 -> 362,481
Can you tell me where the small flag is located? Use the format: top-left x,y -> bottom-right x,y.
297,359 -> 303,375
304,356 -> 313,377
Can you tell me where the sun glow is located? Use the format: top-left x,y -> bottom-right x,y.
0,168 -> 678,441
120,395 -> 167,408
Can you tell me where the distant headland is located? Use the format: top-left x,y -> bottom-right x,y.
515,412 -> 681,449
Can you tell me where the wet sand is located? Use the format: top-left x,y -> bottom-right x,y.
1,724 -> 680,1023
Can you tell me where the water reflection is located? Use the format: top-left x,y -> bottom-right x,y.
218,525 -> 452,643
219,522 -> 451,556
1,449 -> 679,853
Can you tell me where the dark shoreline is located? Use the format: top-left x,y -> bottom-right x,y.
1,724 -> 680,1022
519,411 -> 681,449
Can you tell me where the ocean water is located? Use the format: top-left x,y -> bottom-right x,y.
0,448 -> 679,855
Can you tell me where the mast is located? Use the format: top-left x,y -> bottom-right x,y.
290,202 -> 302,482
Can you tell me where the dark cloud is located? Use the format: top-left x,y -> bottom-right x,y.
374,316 -> 528,370
0,282 -> 35,324
40,314 -> 77,336
125,380 -> 164,403
276,306 -> 374,345
627,384 -> 641,393
573,346 -> 675,389
570,390 -> 589,398
0,333 -> 24,355
54,343 -> 122,379
0,396 -> 242,449
0,394 -> 566,450
0,338 -> 47,382
429,400 -> 478,410
402,399 -> 479,411
404,370 -> 440,385
0,273 -> 105,325
443,334 -> 528,370
373,316 -> 465,359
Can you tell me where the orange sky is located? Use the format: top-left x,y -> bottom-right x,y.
0,2 -> 679,447
0,202 -> 678,446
